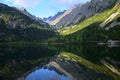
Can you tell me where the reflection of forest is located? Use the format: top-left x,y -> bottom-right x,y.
48,45 -> 120,79
50,45 -> 120,65
0,45 -> 120,80
59,52 -> 120,80
0,46 -> 57,80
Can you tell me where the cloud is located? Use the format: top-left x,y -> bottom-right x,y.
6,0 -> 42,7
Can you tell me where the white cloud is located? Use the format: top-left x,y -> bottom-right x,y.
6,0 -> 42,7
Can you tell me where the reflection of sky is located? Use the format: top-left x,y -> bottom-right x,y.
25,68 -> 72,80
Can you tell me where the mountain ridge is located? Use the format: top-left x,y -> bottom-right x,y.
0,3 -> 50,29
50,1 -> 120,44
0,0 -> 120,43
0,3 -> 57,42
49,0 -> 117,29
43,10 -> 66,22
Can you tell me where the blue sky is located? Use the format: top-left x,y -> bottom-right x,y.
0,0 -> 90,18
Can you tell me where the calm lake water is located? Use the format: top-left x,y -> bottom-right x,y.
0,45 -> 120,80
25,68 -> 72,80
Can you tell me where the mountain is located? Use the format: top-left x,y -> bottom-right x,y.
43,10 -> 66,22
0,3 -> 50,29
0,0 -> 120,43
19,7 -> 38,20
19,7 -> 49,28
53,0 -> 120,43
0,3 -> 56,42
50,0 -> 117,29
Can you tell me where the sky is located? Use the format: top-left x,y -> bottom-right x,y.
0,0 -> 90,18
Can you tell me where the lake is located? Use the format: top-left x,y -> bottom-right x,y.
0,44 -> 120,80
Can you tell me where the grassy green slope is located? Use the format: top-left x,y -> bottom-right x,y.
59,3 -> 120,36
54,2 -> 120,43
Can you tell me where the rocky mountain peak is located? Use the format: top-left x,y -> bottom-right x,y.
43,10 -> 66,22
49,0 -> 118,29
19,7 -> 26,12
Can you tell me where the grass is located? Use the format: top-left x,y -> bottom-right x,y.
60,52 -> 120,80
59,3 -> 120,35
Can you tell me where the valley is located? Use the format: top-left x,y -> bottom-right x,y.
0,0 -> 120,80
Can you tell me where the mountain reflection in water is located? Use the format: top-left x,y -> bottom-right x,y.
0,44 -> 120,80
25,68 -> 72,80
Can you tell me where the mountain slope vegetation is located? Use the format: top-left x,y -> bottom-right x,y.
0,3 -> 57,42
0,0 -> 120,43
55,1 -> 120,43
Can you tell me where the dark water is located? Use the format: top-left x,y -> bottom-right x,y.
0,45 -> 120,80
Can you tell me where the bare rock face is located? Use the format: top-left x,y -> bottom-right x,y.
43,10 -> 66,22
100,9 -> 120,29
50,0 -> 117,29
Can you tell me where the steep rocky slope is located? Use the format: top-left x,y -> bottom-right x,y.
49,0 -> 120,43
43,10 -> 66,22
50,0 -> 117,29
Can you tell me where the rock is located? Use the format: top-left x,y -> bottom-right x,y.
100,9 -> 120,28
43,10 -> 66,22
